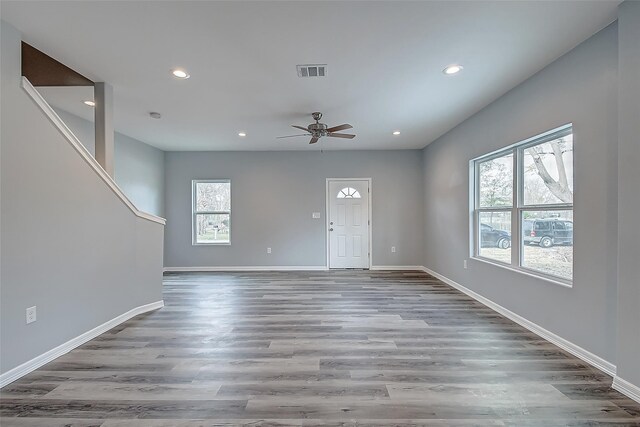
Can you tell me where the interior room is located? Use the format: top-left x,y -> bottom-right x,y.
1,1 -> 639,424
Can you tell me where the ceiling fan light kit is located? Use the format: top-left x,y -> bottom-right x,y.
277,112 -> 356,144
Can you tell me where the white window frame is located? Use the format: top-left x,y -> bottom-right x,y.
471,124 -> 574,286
192,179 -> 231,246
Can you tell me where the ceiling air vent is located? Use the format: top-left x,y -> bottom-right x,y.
297,64 -> 326,78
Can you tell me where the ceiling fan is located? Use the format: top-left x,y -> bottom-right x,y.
277,112 -> 355,144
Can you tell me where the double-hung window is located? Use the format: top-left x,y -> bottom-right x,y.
473,125 -> 574,283
192,180 -> 231,245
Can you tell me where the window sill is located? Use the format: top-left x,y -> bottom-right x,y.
193,242 -> 231,246
471,256 -> 573,289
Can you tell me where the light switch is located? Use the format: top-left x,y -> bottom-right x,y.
312,212 -> 321,219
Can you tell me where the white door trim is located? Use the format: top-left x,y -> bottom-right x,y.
326,178 -> 372,269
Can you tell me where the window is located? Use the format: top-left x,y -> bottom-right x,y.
337,187 -> 361,199
477,152 -> 513,263
193,180 -> 231,244
473,125 -> 573,282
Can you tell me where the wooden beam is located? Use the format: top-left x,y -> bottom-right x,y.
21,42 -> 93,86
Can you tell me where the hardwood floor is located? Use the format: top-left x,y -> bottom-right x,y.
2,270 -> 639,426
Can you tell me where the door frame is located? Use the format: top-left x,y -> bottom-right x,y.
325,178 -> 372,269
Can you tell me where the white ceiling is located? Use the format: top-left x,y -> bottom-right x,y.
1,1 -> 619,151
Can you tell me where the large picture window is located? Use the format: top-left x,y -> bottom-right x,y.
473,125 -> 573,282
193,180 -> 231,245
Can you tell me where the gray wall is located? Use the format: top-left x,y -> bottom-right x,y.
616,1 -> 640,388
53,108 -> 165,217
0,20 -> 164,374
114,132 -> 165,218
52,108 -> 96,155
164,150 -> 424,268
421,23 -> 619,364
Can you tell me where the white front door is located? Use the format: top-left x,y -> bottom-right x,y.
328,180 -> 370,269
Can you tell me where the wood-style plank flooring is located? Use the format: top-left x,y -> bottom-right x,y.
2,270 -> 639,426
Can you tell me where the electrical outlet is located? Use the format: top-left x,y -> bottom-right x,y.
391,246 -> 396,253
26,306 -> 37,324
463,260 -> 468,269
267,247 -> 271,254
312,212 -> 321,219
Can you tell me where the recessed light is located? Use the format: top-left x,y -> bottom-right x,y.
238,132 -> 247,137
443,64 -> 463,75
171,69 -> 190,79
393,130 -> 401,135
83,100 -> 95,107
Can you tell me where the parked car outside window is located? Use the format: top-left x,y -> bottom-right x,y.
523,218 -> 573,248
480,223 -> 511,249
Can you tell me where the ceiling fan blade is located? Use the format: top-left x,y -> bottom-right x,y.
309,137 -> 319,144
327,124 -> 352,133
327,133 -> 356,139
276,134 -> 310,139
292,125 -> 309,132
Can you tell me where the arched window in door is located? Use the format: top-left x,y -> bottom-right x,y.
337,187 -> 361,199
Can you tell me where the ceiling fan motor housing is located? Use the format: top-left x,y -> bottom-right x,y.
308,122 -> 328,137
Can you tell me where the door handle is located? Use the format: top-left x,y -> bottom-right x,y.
330,222 -> 334,225
329,228 -> 333,231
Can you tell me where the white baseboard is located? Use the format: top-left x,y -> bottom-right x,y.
0,300 -> 164,388
164,266 -> 328,272
613,376 -> 640,403
370,265 -> 425,271
420,266 -> 617,377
